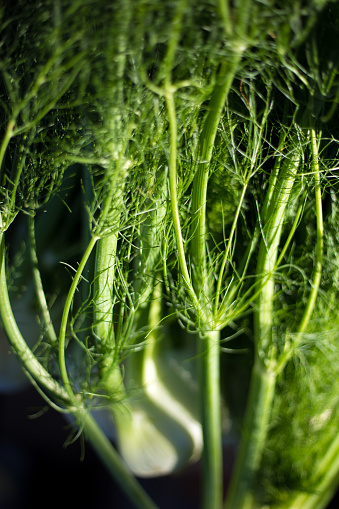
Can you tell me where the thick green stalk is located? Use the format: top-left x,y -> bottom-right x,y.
95,231 -> 126,398
133,177 -> 167,313
165,86 -> 223,508
189,46 -> 252,509
272,130 -> 327,509
199,329 -> 223,509
191,57 -> 242,299
224,358 -> 276,509
94,232 -> 118,346
189,54 -> 244,509
255,144 -> 301,355
166,83 -> 223,507
93,167 -> 127,391
225,142 -> 301,509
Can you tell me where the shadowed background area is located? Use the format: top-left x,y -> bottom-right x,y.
0,383 -> 338,509
0,384 -> 217,509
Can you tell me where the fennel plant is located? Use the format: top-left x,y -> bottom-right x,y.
0,1 -> 339,508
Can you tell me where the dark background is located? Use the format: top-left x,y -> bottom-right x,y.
0,384 -> 338,509
0,384 -> 220,509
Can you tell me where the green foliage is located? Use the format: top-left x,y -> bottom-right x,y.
1,1 -> 339,509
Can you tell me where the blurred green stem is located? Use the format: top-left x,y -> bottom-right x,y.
224,358 -> 276,509
297,128 -> 323,334
225,136 -> 301,509
79,410 -> 159,509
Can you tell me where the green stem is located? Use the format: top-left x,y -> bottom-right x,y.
199,329 -> 223,509
28,213 -> 58,344
191,57 -> 242,301
217,0 -> 232,37
235,0 -> 252,39
0,120 -> 15,186
275,192 -> 306,268
255,141 -> 301,355
93,168 -> 127,391
58,234 -> 98,400
94,232 -> 118,345
79,410 -> 159,509
166,88 -> 223,509
297,128 -> 323,334
95,229 -> 126,397
189,62 -> 242,509
0,217 -> 70,403
1,213 -> 158,509
163,0 -> 187,81
225,140 -> 301,509
276,130 -> 324,374
188,32 -> 248,509
165,91 -> 202,316
224,358 -> 276,509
